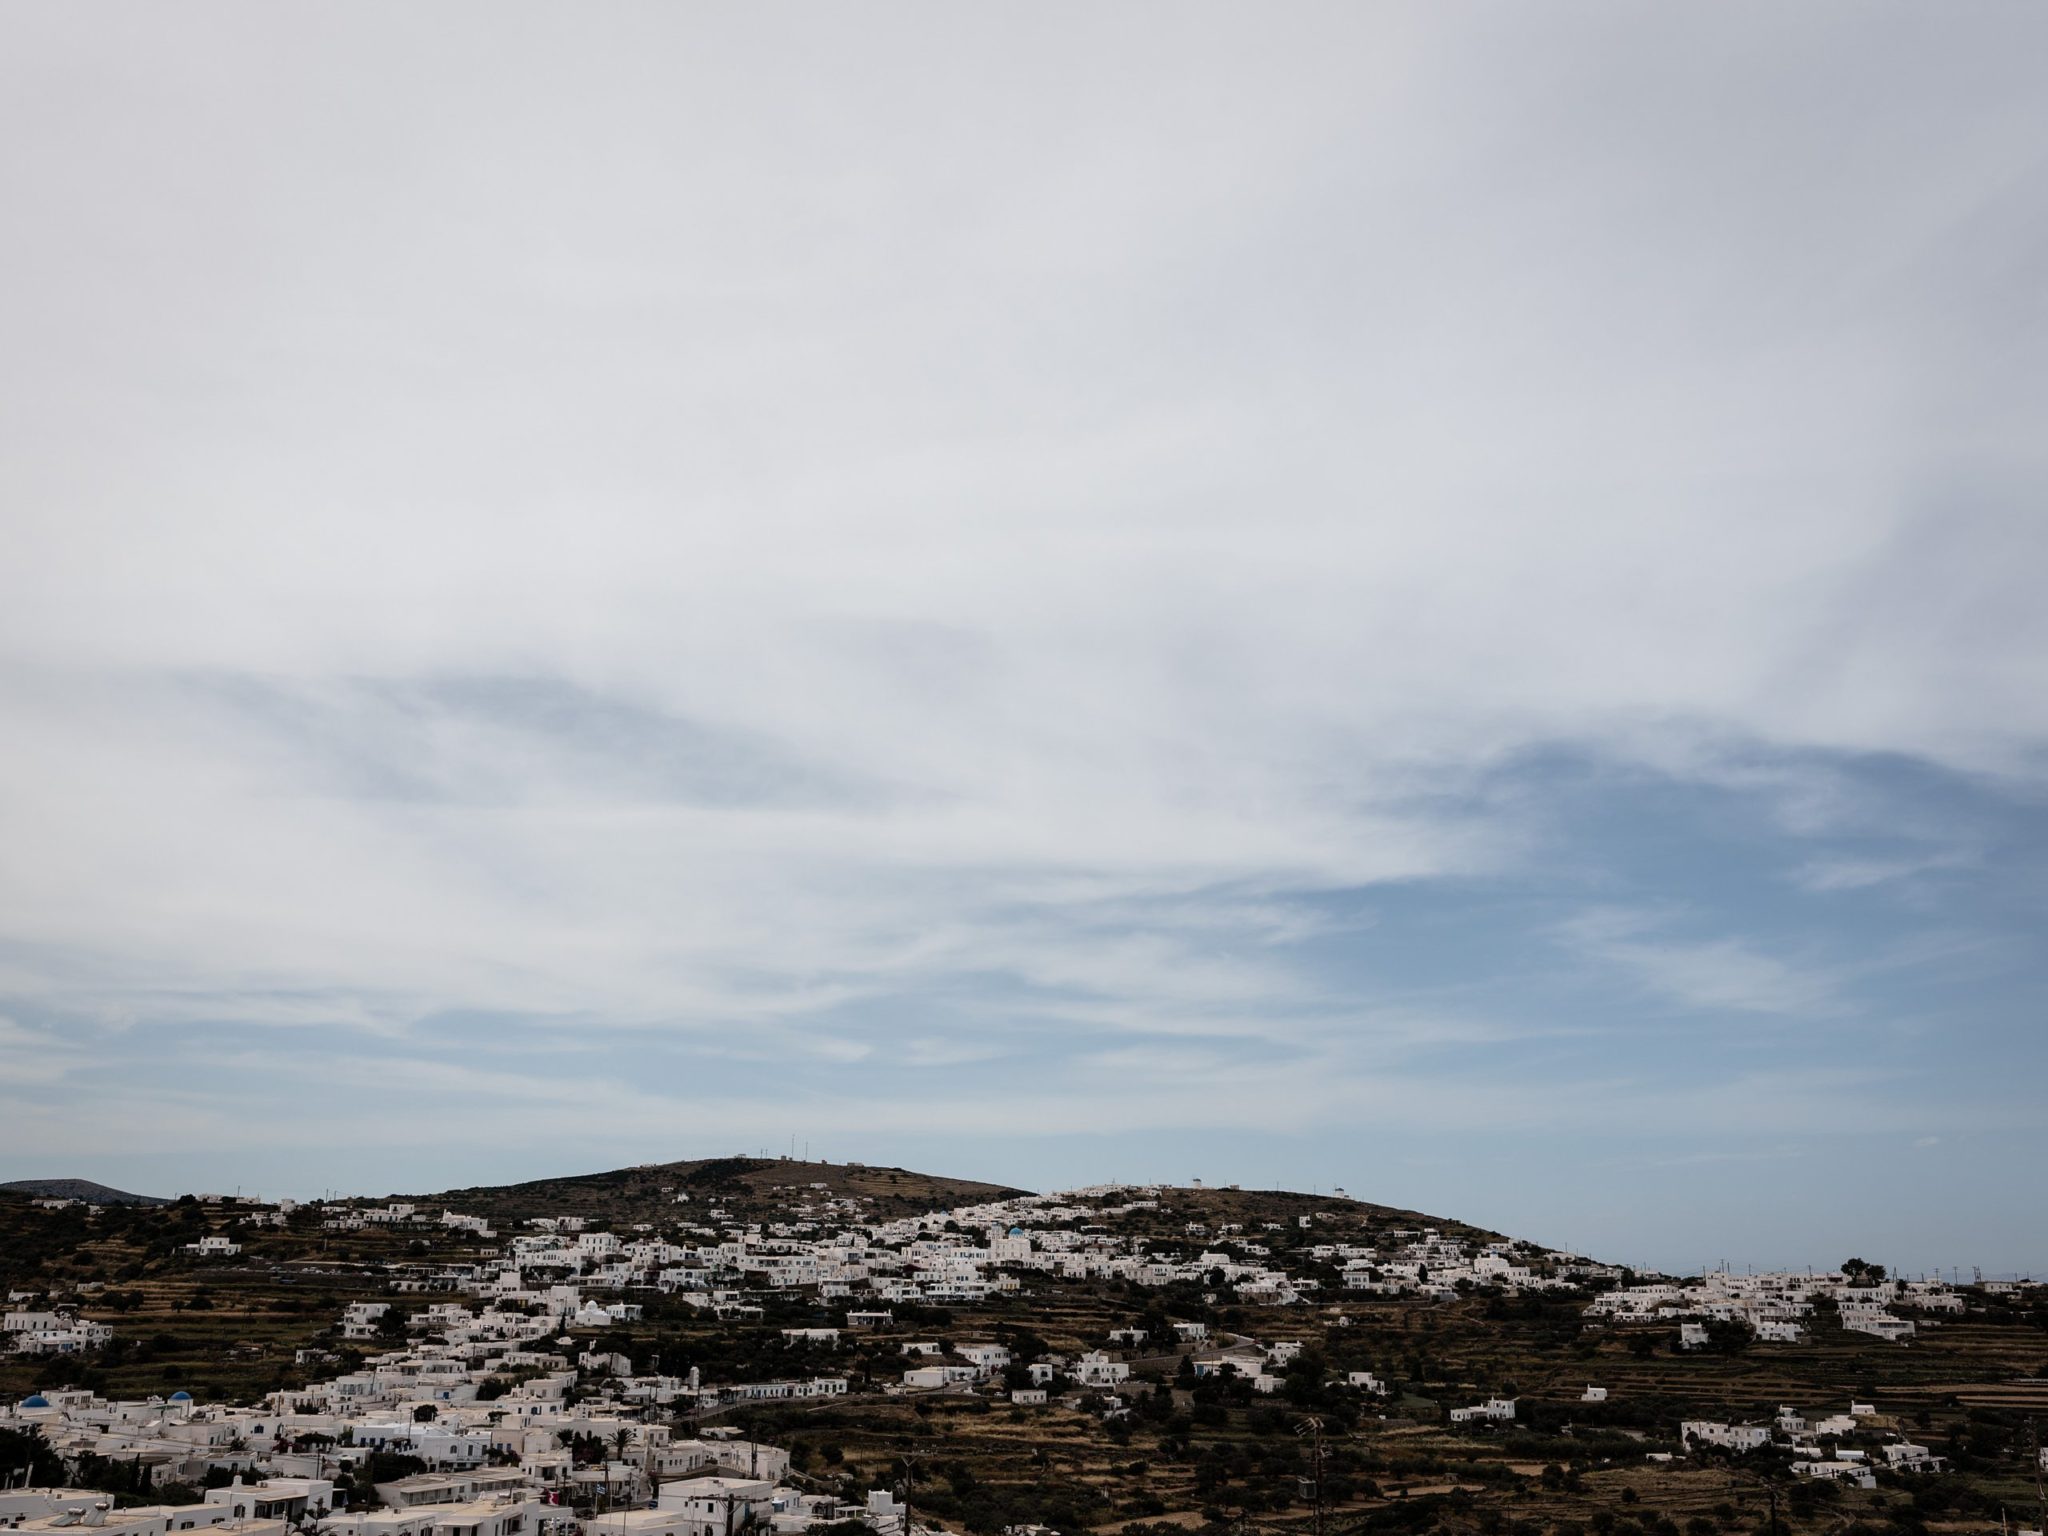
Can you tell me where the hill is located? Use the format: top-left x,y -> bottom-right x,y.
1071,1180 -> 1508,1249
6,1157 -> 2046,1536
409,1159 -> 1502,1244
0,1177 -> 170,1206
414,1155 -> 1030,1224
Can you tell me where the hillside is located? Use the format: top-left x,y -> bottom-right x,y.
414,1155 -> 1031,1223
0,1177 -> 170,1206
1089,1181 -> 1507,1249
5,1160 -> 2046,1536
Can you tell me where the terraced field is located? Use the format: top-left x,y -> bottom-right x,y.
5,1186 -> 2046,1536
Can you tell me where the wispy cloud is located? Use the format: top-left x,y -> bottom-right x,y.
1791,851 -> 1973,893
0,1015 -> 88,1086
1552,909 -> 1845,1017
0,3 -> 2043,1269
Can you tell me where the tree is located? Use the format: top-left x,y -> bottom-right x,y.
0,1427 -> 67,1489
1702,1319 -> 1755,1357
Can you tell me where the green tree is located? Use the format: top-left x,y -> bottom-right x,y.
0,1427 -> 67,1488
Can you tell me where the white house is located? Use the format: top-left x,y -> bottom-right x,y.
955,1344 -> 1012,1376
326,1497 -> 542,1536
203,1476 -> 338,1524
1073,1351 -> 1130,1388
652,1475 -> 774,1536
902,1364 -> 979,1389
1449,1399 -> 1516,1425
1682,1421 -> 1772,1453
1882,1443 -> 1945,1473
1792,1459 -> 1875,1489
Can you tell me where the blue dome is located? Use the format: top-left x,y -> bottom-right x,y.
169,1391 -> 193,1402
21,1395 -> 49,1408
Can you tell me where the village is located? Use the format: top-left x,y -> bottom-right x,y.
3,1169 -> 2043,1536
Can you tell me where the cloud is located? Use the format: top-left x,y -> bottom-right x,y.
1552,909 -> 1845,1017
1791,852 -> 1972,893
0,1015 -> 87,1086
0,2 -> 2042,1248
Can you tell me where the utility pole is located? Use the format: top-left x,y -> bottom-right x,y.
1732,1465 -> 1778,1536
1296,1416 -> 1326,1536
898,1450 -> 928,1536
2030,1418 -> 2045,1536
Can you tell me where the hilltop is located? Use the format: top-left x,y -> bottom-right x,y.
1093,1180 -> 1508,1247
413,1155 -> 1030,1224
408,1159 -> 1506,1241
0,1177 -> 170,1206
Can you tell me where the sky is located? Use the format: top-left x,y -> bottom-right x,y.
2,3 -> 2045,1276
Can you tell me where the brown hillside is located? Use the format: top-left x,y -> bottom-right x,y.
415,1155 -> 1029,1224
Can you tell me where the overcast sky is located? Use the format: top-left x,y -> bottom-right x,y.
3,3 -> 2045,1273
